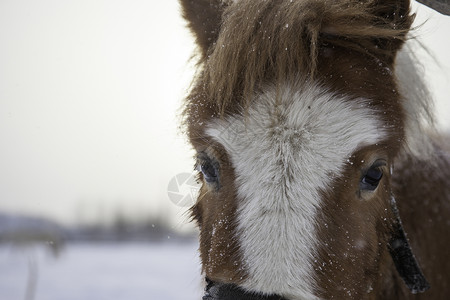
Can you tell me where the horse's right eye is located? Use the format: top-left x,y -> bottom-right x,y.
200,161 -> 218,183
196,153 -> 219,184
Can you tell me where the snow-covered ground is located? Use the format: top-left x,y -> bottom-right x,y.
0,241 -> 202,300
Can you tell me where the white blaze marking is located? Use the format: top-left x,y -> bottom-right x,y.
206,82 -> 385,299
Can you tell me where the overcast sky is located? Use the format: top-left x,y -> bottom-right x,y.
0,1 -> 449,228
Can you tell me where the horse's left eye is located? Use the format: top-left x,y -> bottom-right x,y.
361,166 -> 383,191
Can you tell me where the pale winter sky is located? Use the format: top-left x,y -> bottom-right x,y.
0,1 -> 449,228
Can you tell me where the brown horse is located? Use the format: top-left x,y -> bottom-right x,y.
179,0 -> 450,299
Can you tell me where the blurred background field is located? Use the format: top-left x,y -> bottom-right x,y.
0,241 -> 201,300
0,1 -> 449,300
0,212 -> 202,300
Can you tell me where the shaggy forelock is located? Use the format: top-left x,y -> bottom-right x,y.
198,0 -> 414,115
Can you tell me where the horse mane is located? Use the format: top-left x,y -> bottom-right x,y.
182,0 -> 438,158
198,0 -> 414,114
395,41 -> 437,159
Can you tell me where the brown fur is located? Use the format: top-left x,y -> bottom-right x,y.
314,154 -> 395,298
391,142 -> 450,299
191,140 -> 247,283
179,0 -> 226,60
179,0 -> 450,298
189,0 -> 413,115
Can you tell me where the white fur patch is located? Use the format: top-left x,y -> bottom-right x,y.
206,82 -> 386,299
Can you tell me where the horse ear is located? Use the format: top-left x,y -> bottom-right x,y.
371,0 -> 414,56
179,0 -> 227,58
371,0 -> 411,19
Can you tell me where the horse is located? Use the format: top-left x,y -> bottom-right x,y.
179,0 -> 450,299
